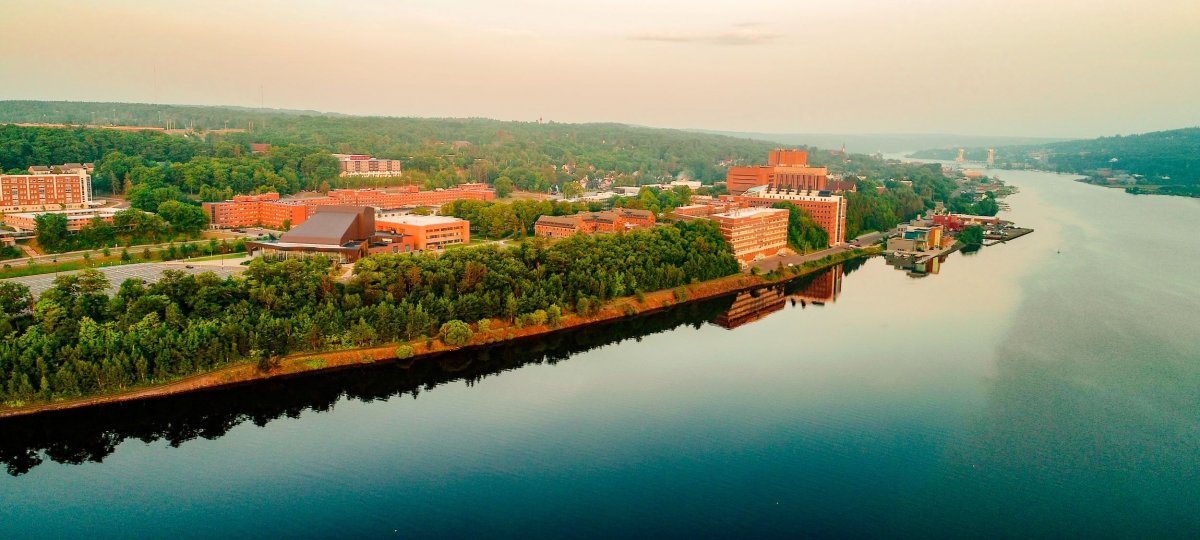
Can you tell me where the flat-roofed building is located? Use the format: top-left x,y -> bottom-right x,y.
709,207 -> 789,263
375,213 -> 470,250
730,185 -> 848,245
202,192 -> 309,230
3,207 -> 121,232
1,166 -> 93,212
203,184 -> 495,229
332,154 -> 404,177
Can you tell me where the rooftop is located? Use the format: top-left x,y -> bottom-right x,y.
712,207 -> 788,219
376,214 -> 465,226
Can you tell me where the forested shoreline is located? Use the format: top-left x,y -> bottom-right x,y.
0,220 -> 738,407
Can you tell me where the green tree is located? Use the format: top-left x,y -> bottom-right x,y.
34,212 -> 70,252
439,319 -> 473,346
959,224 -> 985,246
493,176 -> 514,198
156,200 -> 209,236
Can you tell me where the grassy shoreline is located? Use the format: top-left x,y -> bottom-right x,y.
0,246 -> 879,419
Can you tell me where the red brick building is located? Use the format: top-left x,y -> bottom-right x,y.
333,154 -> 404,177
729,187 -> 848,245
710,207 -> 789,262
533,208 -> 656,239
725,149 -> 828,195
203,185 -> 495,229
1,166 -> 93,212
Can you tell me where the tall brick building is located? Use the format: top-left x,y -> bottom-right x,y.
726,149 -> 828,195
1,165 -> 93,212
710,207 -> 789,262
724,150 -> 847,245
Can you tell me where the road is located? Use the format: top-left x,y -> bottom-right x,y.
745,228 -> 896,273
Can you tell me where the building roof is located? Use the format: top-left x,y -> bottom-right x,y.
712,207 -> 788,219
376,214 -> 465,226
535,215 -> 578,227
278,209 -> 365,245
615,208 -> 654,218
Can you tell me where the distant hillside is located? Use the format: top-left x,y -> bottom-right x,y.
911,127 -> 1200,195
692,130 -> 1066,154
0,100 -> 338,130
0,100 -> 788,189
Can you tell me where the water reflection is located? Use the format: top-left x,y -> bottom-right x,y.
0,262 -> 869,477
0,291 -> 739,476
712,261 -> 856,329
884,251 -> 949,277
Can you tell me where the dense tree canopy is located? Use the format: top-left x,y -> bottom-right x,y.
0,220 -> 738,405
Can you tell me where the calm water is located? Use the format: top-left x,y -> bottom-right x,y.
3,169 -> 1199,538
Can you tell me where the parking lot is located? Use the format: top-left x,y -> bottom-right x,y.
4,262 -> 248,297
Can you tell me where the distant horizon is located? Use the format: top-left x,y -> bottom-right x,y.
3,0 -> 1197,140
6,98 -> 1189,145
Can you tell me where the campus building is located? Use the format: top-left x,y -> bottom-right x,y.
1,164 -> 93,212
333,154 -> 404,177
375,213 -> 470,251
725,149 -> 828,195
714,286 -> 786,329
709,207 -> 789,263
246,206 -> 412,263
3,207 -> 121,232
532,208 -> 656,239
202,193 -> 309,230
202,184 -> 495,229
730,185 -> 848,245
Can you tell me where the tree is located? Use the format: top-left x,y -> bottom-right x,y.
959,224 -> 985,247
562,181 -> 584,199
157,200 -> 209,236
493,176 -> 514,198
34,212 -> 69,252
771,202 -> 829,253
439,319 -> 473,346
0,282 -> 33,319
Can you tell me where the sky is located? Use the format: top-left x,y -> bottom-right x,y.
1,0 -> 1198,138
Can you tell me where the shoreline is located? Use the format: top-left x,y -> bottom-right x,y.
0,246 -> 881,419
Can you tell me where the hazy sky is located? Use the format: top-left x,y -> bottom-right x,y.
2,0 -> 1197,138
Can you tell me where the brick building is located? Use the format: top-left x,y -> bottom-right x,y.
533,208 -> 656,239
3,207 -> 120,232
375,213 -> 470,251
729,186 -> 848,245
725,149 -> 828,195
709,207 -> 789,263
1,165 -> 93,212
333,154 -> 404,177
247,206 -> 412,263
202,184 -> 495,229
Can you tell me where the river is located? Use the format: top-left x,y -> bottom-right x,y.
2,167 -> 1198,538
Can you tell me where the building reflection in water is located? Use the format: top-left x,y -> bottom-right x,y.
0,260 -> 867,477
712,264 -> 845,330
884,251 -> 947,278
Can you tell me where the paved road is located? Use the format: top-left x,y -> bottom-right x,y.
745,229 -> 896,274
3,262 -> 247,297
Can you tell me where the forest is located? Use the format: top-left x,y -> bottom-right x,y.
0,220 -> 739,406
1,102 -> 985,241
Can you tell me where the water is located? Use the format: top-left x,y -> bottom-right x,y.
3,169 -> 1199,538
